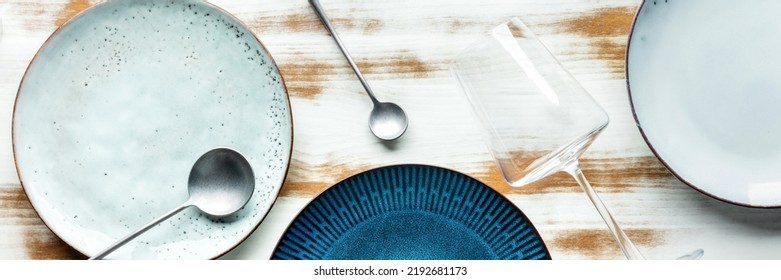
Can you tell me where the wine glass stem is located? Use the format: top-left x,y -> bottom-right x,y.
563,160 -> 645,260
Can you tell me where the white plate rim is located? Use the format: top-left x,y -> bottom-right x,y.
625,0 -> 779,208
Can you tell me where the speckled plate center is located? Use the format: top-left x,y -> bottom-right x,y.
13,0 -> 292,259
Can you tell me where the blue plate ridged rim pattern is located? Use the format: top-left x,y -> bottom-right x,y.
272,165 -> 550,260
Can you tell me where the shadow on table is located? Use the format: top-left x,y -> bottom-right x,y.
693,192 -> 781,231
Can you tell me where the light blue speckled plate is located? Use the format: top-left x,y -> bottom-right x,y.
13,0 -> 292,259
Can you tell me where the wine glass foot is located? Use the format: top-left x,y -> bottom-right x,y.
676,249 -> 704,260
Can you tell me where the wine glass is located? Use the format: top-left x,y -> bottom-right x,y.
451,17 -> 702,260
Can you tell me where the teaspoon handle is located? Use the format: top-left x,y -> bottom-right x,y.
90,203 -> 192,260
309,0 -> 379,104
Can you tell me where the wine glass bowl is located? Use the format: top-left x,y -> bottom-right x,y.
453,17 -> 704,260
452,18 -> 609,187
452,17 -> 639,259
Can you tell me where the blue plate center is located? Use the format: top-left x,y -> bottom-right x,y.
324,210 -> 495,260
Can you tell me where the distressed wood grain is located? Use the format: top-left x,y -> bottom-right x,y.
0,185 -> 84,259
2,0 -> 781,260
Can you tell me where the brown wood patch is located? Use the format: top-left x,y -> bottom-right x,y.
15,2 -> 48,17
54,0 -> 93,28
473,156 -> 677,195
277,58 -> 335,98
357,51 -> 434,79
23,227 -> 85,259
590,38 -> 627,76
449,19 -> 466,33
0,186 -> 83,259
559,7 -> 636,37
279,159 -> 372,197
362,19 -> 384,34
12,0 -> 92,31
472,161 -> 574,195
508,22 -> 526,38
550,228 -> 665,258
278,51 -> 434,99
556,6 -> 638,77
579,156 -> 678,191
0,186 -> 32,211
278,155 -> 675,199
0,187 -> 43,222
12,2 -> 56,31
249,13 -> 384,34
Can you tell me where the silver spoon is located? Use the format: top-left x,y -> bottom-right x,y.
90,148 -> 255,260
309,0 -> 408,141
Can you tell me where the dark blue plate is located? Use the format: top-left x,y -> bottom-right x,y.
271,165 -> 550,260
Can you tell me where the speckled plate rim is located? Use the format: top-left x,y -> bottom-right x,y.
11,0 -> 295,259
270,164 -> 552,260
624,1 -> 777,208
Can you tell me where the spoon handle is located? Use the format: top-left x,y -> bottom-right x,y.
309,0 -> 379,104
90,203 -> 192,260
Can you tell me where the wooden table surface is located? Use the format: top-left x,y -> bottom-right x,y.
1,0 -> 780,260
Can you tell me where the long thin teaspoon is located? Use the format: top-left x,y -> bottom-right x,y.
309,0 -> 408,141
90,201 -> 194,260
90,148 -> 254,260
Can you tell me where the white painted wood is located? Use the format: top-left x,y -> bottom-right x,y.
0,0 -> 779,260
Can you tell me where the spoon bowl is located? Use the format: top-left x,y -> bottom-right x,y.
187,148 -> 255,217
90,147 -> 254,259
370,102 -> 408,141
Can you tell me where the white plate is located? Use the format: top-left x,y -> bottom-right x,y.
12,0 -> 292,258
627,0 -> 781,207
